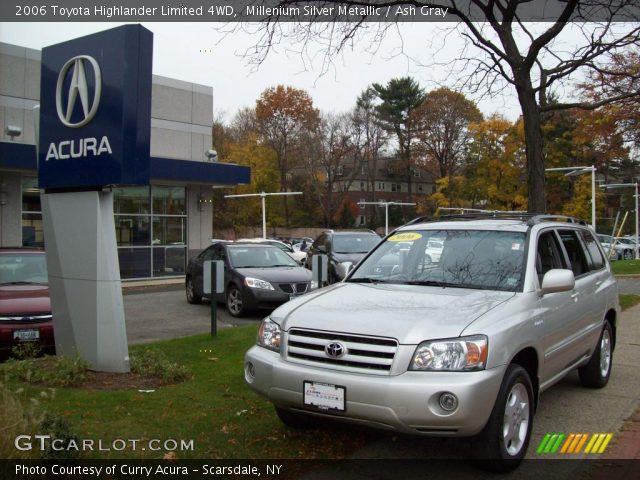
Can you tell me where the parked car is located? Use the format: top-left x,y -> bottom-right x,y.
304,230 -> 381,283
616,236 -> 638,258
0,248 -> 55,357
237,238 -> 307,265
186,243 -> 313,317
245,215 -> 619,470
597,234 -> 633,260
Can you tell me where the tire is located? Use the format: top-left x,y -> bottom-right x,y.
579,320 -> 613,389
226,285 -> 245,317
275,406 -> 319,429
185,277 -> 202,304
476,364 -> 534,472
623,249 -> 633,260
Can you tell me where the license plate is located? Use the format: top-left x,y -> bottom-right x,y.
13,329 -> 40,342
303,381 -> 346,412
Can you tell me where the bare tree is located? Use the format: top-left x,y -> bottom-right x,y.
235,0 -> 640,212
303,112 -> 361,227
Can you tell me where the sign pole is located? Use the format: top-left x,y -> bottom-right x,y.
225,191 -> 303,239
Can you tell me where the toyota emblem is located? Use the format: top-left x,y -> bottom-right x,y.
325,341 -> 347,358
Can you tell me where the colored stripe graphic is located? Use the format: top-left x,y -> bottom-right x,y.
538,433 -> 613,455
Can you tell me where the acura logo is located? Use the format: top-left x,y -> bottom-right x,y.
325,341 -> 347,358
56,55 -> 102,128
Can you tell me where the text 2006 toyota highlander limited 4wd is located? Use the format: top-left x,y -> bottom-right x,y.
244,214 -> 619,470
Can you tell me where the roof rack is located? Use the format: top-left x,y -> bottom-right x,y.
404,210 -> 586,227
526,215 -> 586,226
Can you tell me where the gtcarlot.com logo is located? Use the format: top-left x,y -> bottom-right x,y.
536,432 -> 613,455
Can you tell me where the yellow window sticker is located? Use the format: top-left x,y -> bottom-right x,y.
388,232 -> 422,242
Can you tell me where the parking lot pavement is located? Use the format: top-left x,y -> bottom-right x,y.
123,285 -> 263,345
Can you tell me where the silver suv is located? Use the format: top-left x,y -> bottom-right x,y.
244,215 -> 619,470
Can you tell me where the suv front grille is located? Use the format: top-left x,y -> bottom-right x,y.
287,329 -> 398,374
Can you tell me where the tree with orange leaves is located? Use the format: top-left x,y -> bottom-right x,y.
255,85 -> 320,226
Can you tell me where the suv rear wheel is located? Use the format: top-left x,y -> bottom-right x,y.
579,320 -> 613,388
476,364 -> 534,472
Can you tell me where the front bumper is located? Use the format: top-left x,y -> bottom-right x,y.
245,345 -> 505,437
243,288 -> 303,310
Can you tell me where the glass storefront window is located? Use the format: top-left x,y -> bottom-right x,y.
115,216 -> 151,247
152,216 -> 186,245
114,185 -> 187,279
113,187 -> 150,214
117,248 -> 152,279
152,186 -> 185,215
153,246 -> 186,276
21,177 -> 43,247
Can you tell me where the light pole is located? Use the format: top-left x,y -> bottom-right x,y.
545,166 -> 596,230
357,200 -> 417,235
224,191 -> 303,239
600,182 -> 639,260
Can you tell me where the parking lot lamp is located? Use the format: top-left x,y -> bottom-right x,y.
545,166 -> 596,230
600,182 -> 639,260
224,191 -> 303,239
358,201 -> 417,235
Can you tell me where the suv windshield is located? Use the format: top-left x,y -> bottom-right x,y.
333,234 -> 379,254
0,252 -> 48,285
348,229 -> 526,291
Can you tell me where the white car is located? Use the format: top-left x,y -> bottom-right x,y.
236,238 -> 307,265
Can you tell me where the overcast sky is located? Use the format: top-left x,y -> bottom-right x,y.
1,22 -> 587,122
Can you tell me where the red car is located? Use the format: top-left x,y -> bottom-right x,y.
0,248 -> 55,357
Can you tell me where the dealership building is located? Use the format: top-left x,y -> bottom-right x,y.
0,40 -> 250,280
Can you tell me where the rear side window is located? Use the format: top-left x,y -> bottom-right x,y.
558,230 -> 590,277
580,230 -> 605,270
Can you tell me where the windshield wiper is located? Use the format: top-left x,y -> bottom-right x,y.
347,278 -> 391,284
0,281 -> 45,286
405,280 -> 483,290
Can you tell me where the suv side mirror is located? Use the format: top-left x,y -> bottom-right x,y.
316,245 -> 326,253
336,261 -> 354,279
540,269 -> 575,296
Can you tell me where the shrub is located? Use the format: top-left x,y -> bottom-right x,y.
130,348 -> 190,383
11,343 -> 43,360
38,413 -> 80,459
3,355 -> 89,388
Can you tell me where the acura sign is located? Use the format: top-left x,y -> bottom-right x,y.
38,25 -> 152,189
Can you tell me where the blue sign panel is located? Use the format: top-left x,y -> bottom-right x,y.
38,25 -> 153,189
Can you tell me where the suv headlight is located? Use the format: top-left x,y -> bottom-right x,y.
244,277 -> 274,290
257,318 -> 281,352
410,335 -> 488,371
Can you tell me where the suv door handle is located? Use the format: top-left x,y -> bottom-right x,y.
595,280 -> 603,287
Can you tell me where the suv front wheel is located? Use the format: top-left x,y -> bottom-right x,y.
476,364 -> 534,471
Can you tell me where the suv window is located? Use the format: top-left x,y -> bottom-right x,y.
580,230 -> 605,270
558,230 -> 589,277
536,231 -> 566,285
313,234 -> 327,250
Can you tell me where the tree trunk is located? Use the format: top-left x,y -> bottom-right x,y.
516,81 -> 547,213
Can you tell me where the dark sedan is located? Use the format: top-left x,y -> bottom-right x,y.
186,243 -> 313,317
0,248 -> 55,357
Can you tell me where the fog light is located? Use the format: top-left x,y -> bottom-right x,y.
244,362 -> 256,383
439,392 -> 458,412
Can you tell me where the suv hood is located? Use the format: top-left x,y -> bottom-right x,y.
272,283 -> 514,344
0,284 -> 51,315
